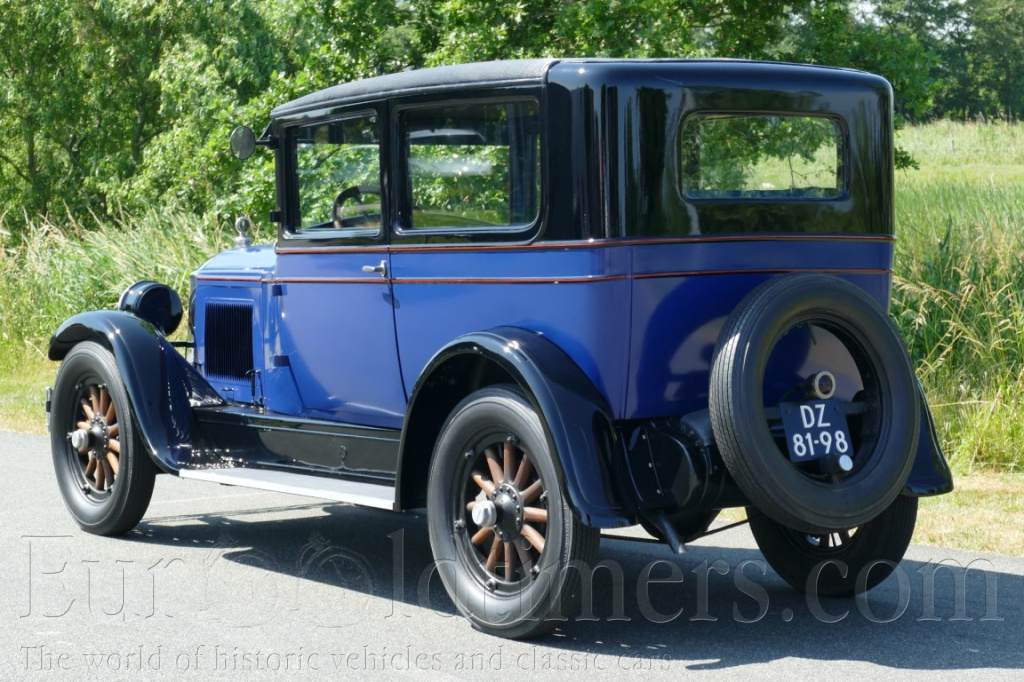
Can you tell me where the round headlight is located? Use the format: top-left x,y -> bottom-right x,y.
118,281 -> 183,336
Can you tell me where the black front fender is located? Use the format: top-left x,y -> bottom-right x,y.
49,311 -> 224,472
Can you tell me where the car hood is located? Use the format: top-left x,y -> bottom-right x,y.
193,243 -> 276,281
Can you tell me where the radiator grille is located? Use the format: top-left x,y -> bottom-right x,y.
204,302 -> 254,380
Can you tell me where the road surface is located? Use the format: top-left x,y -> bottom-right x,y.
4,431 -> 1021,680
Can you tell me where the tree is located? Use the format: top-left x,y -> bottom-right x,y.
9,0 -> 1016,229
966,0 -> 1024,119
0,1 -> 87,217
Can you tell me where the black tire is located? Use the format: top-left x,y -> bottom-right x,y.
749,494 -> 918,597
427,386 -> 600,639
709,274 -> 919,533
50,341 -> 156,536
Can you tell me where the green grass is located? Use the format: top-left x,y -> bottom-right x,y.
913,473 -> 1024,553
0,210 -> 235,432
893,121 -> 1024,474
897,120 -> 1024,180
0,354 -> 52,432
717,472 -> 1024,554
0,211 -> 232,349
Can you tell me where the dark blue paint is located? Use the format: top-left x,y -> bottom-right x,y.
272,251 -> 407,427
627,239 -> 892,418
192,281 -> 264,404
391,246 -> 632,417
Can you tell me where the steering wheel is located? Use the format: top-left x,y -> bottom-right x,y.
332,185 -> 381,228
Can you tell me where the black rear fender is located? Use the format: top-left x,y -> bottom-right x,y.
905,381 -> 954,497
397,327 -> 629,528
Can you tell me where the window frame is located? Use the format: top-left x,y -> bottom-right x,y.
676,111 -> 850,204
278,104 -> 387,247
390,90 -> 546,245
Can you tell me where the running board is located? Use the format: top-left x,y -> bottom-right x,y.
178,468 -> 395,510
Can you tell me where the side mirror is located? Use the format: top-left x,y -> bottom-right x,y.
230,126 -> 257,160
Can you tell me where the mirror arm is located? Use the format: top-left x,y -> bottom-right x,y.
256,123 -> 278,150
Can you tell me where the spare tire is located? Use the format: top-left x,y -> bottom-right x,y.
709,274 -> 919,533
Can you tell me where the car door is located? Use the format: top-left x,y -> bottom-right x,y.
269,107 -> 407,430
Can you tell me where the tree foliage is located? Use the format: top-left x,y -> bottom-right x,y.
0,0 -> 1020,233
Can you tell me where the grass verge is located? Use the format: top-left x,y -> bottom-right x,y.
0,354 -> 52,433
914,474 -> 1024,554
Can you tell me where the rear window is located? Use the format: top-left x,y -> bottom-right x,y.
680,114 -> 843,200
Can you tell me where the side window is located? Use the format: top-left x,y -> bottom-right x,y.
680,114 -> 843,200
293,114 -> 381,232
399,100 -> 540,230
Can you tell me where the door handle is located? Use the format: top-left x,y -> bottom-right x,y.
361,260 -> 387,278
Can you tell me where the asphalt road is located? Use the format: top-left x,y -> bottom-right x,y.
4,430 -> 1022,680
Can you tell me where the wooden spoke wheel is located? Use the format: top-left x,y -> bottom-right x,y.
71,383 -> 122,494
464,434 -> 549,585
50,342 -> 156,536
427,386 -> 599,639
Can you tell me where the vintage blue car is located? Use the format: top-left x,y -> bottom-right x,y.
47,58 -> 952,638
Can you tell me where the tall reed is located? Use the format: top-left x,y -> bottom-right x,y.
893,122 -> 1024,472
0,211 -> 231,366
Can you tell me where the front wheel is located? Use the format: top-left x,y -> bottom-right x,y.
427,386 -> 599,639
50,341 -> 156,536
748,494 -> 918,598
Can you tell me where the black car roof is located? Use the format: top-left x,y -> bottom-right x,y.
270,58 -> 881,119
271,59 -> 559,118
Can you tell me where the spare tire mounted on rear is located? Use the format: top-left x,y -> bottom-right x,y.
709,274 -> 919,533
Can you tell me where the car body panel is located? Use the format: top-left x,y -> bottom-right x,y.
390,244 -> 632,417
272,250 -> 406,427
626,236 -> 893,418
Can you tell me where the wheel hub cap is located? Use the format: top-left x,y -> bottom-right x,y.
89,418 -> 109,454
471,500 -> 498,528
492,483 -> 524,542
70,429 -> 91,453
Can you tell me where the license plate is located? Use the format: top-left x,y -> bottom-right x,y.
779,399 -> 852,463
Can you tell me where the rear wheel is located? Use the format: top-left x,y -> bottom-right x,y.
749,494 -> 918,597
50,341 -> 156,536
427,386 -> 599,639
